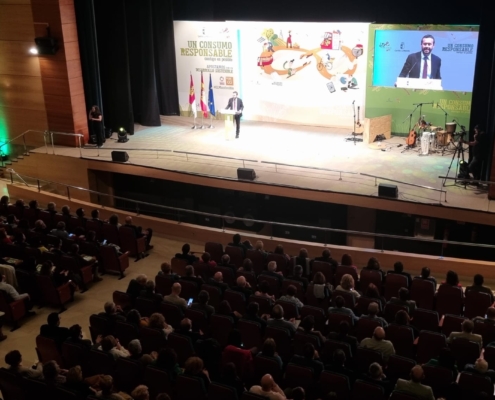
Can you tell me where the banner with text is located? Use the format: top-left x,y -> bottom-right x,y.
174,21 -> 239,118
235,22 -> 369,128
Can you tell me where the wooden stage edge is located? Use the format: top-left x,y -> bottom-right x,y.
8,183 -> 494,287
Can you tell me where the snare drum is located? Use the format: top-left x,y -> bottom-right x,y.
421,131 -> 433,155
445,122 -> 456,134
436,130 -> 451,146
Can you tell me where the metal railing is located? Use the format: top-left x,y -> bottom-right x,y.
4,168 -> 495,261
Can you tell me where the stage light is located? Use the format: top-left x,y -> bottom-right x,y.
33,25 -> 59,55
29,47 -> 38,55
117,127 -> 129,143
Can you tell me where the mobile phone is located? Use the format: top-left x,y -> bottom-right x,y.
102,239 -> 107,245
187,298 -> 193,306
326,82 -> 336,93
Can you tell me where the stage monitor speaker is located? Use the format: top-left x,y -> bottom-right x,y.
378,183 -> 398,199
111,151 -> 129,163
237,168 -> 256,181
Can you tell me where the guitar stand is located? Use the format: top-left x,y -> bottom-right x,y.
401,143 -> 417,153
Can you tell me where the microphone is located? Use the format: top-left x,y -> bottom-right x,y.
406,61 -> 418,77
352,100 -> 355,104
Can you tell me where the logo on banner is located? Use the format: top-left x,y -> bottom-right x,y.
379,41 -> 391,51
394,42 -> 410,53
219,77 -> 225,85
226,77 -> 234,86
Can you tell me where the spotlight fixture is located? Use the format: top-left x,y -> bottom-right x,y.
29,47 -> 39,55
34,25 -> 59,55
117,127 -> 129,143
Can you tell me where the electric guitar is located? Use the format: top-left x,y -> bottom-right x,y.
355,106 -> 364,134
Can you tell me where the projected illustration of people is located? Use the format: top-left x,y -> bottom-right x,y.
283,59 -> 296,78
399,34 -> 442,79
287,30 -> 292,48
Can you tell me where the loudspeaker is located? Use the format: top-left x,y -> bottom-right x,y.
378,183 -> 398,199
111,151 -> 129,162
237,168 -> 256,181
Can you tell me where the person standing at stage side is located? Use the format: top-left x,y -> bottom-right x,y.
463,125 -> 488,183
398,34 -> 441,80
226,91 -> 244,139
88,105 -> 104,148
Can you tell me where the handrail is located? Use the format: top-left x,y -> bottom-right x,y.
439,176 -> 495,185
260,160 -> 359,180
5,168 -> 495,252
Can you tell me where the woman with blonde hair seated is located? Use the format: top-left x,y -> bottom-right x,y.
148,312 -> 173,338
336,274 -> 360,299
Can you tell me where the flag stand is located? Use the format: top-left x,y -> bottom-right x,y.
208,113 -> 214,129
200,114 -> 205,129
191,115 -> 197,129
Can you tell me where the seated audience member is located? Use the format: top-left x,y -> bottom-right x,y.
43,360 -> 66,385
149,312 -> 173,338
336,274 -> 360,299
242,302 -> 268,332
254,240 -> 268,257
232,275 -> 253,297
153,348 -> 182,382
130,385 -> 150,400
474,307 -> 495,325
75,207 -> 87,224
126,309 -> 149,329
250,374 -> 286,399
288,265 -> 309,291
394,366 -> 435,400
424,347 -> 458,378
340,253 -> 358,272
386,261 -> 412,287
257,338 -> 283,369
67,243 -> 102,282
182,265 -> 205,286
218,300 -> 242,323
175,243 -> 198,264
294,248 -> 310,276
208,271 -> 229,293
0,228 -> 12,244
49,238 -> 65,256
99,301 -> 126,323
98,375 -> 126,400
239,258 -> 254,272
0,274 -> 32,305
228,233 -> 252,255
178,318 -> 203,342
392,310 -> 418,338
363,362 -> 393,397
183,356 -> 211,389
313,248 -> 339,271
90,209 -> 102,222
61,205 -> 72,218
157,262 -> 179,280
126,274 -> 148,299
328,295 -> 358,323
466,274 -> 494,303
4,350 -> 43,379
50,221 -> 70,239
312,271 -> 332,300
326,349 -> 355,384
124,216 -> 153,249
108,213 -> 121,228
465,358 -> 495,384
360,326 -> 395,362
33,219 -> 49,234
200,251 -> 216,268
255,280 -> 276,301
273,244 -> 290,261
156,395 -> 171,400
290,342 -> 324,378
447,319 -> 482,346
63,365 -> 97,397
65,324 -> 99,349
298,314 -> 326,344
217,362 -> 246,398
40,312 -> 71,347
443,270 -> 462,288
191,290 -> 215,318
267,304 -> 297,336
279,285 -> 303,310
414,266 -> 437,287
164,282 -> 188,311
360,302 -> 388,328
388,287 -> 416,315
218,254 -> 237,273
127,339 -> 154,365
100,335 -> 130,359
38,260 -> 76,295
261,261 -> 284,285
328,320 -> 359,356
363,283 -> 386,310
139,280 -> 163,304
223,329 -> 255,368
362,257 -> 385,281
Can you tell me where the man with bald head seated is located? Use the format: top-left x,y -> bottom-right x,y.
207,271 -> 229,294
163,283 -> 188,312
249,374 -> 286,399
394,365 -> 435,400
360,327 -> 395,362
464,358 -> 495,384
124,216 -> 153,249
232,275 -> 253,297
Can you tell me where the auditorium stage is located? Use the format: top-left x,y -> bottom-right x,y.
33,116 -> 494,213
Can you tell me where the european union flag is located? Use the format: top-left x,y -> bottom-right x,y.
208,74 -> 215,116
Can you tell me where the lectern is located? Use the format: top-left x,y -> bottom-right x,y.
220,109 -> 237,140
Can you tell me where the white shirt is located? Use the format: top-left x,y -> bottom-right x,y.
420,53 -> 432,79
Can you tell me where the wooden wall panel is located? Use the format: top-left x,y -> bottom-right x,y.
0,75 -> 46,110
0,41 -> 43,76
0,5 -> 36,42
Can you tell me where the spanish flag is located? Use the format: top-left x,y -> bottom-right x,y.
189,73 -> 197,118
200,71 -> 208,117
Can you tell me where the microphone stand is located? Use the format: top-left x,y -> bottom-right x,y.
436,103 -> 450,155
401,104 -> 421,153
345,101 -> 362,145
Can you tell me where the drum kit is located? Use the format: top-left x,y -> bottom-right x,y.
406,119 -> 459,156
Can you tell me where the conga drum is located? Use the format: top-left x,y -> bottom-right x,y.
436,130 -> 449,146
445,122 -> 456,135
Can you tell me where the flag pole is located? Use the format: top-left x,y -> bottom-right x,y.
192,115 -> 197,129
209,111 -> 214,129
200,112 -> 204,129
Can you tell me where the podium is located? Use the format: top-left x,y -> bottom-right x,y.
219,109 -> 237,140
396,77 -> 442,90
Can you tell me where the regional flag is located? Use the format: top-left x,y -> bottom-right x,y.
208,74 -> 216,117
200,71 -> 208,117
189,73 -> 197,118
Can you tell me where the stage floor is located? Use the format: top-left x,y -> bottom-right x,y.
35,116 -> 494,213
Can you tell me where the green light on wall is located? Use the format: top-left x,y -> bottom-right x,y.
0,107 -> 10,157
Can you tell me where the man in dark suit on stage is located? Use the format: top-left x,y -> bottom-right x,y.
226,91 -> 244,138
399,35 -> 441,80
